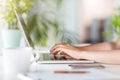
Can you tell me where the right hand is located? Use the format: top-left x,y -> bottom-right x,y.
50,43 -> 83,60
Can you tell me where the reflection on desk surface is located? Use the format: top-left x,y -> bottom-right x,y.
18,69 -> 120,80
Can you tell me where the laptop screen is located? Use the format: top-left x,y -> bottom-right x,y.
14,9 -> 34,49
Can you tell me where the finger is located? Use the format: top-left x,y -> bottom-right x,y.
60,52 -> 73,59
58,48 -> 79,60
53,48 -> 68,56
52,47 -> 62,55
52,48 -> 78,60
50,43 -> 66,53
50,43 -> 61,53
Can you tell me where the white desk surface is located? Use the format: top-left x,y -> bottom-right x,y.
1,56 -> 120,80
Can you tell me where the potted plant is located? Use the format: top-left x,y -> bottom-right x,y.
0,0 -> 33,48
103,7 -> 120,42
111,8 -> 120,40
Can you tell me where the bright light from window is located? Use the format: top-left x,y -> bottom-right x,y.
82,0 -> 113,19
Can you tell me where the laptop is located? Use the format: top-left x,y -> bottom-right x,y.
14,9 -> 94,64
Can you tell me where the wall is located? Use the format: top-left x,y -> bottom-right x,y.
63,0 -> 114,42
76,0 -> 114,42
63,0 -> 77,32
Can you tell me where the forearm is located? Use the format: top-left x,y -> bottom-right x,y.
80,50 -> 120,64
76,42 -> 116,51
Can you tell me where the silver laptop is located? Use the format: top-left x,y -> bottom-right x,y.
14,9 -> 94,64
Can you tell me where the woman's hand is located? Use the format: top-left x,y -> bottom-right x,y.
50,43 -> 83,60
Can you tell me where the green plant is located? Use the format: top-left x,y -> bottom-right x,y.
111,8 -> 120,36
0,0 -> 33,29
26,0 -> 62,47
103,7 -> 120,40
27,0 -> 80,47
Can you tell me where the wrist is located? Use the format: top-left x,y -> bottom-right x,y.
78,51 -> 88,59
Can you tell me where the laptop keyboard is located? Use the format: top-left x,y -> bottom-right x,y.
38,53 -> 68,61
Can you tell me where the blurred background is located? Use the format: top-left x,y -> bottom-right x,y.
0,0 -> 120,48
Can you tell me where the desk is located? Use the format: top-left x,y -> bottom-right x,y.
23,63 -> 120,80
1,56 -> 120,80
